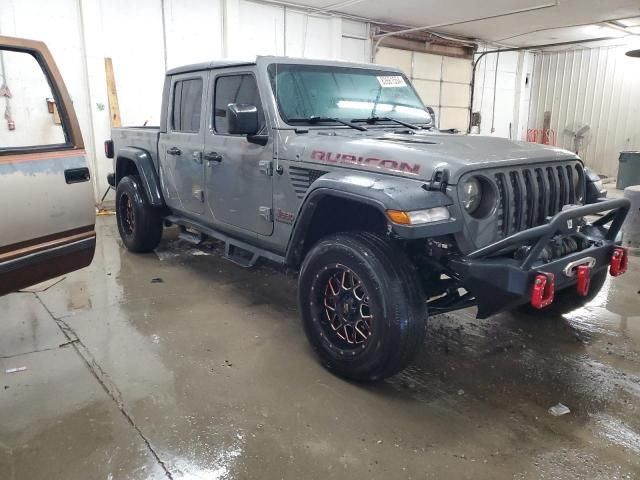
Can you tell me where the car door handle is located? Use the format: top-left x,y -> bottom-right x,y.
166,147 -> 182,156
64,167 -> 91,184
204,152 -> 223,163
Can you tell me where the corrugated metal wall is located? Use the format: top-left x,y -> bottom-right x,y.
528,44 -> 640,177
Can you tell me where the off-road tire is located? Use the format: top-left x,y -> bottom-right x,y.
116,175 -> 163,253
298,232 -> 427,382
516,269 -> 608,317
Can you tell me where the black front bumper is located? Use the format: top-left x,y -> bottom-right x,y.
447,198 -> 630,318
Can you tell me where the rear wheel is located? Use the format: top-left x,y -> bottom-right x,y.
116,175 -> 163,252
298,232 -> 427,382
516,269 -> 607,316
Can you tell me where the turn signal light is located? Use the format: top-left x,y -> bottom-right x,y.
609,247 -> 628,277
531,272 -> 555,309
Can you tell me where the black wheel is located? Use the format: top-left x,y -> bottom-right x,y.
516,269 -> 608,316
298,232 -> 427,382
116,175 -> 163,253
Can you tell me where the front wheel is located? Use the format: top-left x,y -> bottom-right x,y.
298,232 -> 427,382
116,175 -> 163,253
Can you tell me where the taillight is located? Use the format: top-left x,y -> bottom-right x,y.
104,140 -> 114,159
531,272 -> 555,309
610,247 -> 628,277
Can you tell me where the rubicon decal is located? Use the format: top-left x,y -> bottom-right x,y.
310,150 -> 420,175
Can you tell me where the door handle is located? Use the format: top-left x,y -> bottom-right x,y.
204,152 -> 223,163
166,147 -> 182,156
64,167 -> 91,184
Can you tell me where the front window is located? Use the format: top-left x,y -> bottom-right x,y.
267,63 -> 431,127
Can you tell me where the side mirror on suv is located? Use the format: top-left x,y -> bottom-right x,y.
227,103 -> 259,135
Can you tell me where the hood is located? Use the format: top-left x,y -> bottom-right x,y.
278,129 -> 579,184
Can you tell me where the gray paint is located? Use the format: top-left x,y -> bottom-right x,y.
111,55 -> 584,260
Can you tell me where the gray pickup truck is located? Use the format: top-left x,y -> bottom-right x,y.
106,56 -> 629,382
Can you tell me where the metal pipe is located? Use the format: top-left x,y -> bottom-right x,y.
371,1 -> 559,61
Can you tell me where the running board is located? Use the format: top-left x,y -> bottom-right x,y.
165,215 -> 286,267
178,226 -> 206,245
224,243 -> 259,268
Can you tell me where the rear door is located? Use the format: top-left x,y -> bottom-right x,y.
0,36 -> 95,296
158,73 -> 206,217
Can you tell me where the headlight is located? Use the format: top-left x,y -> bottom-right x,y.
387,207 -> 450,225
462,177 -> 482,214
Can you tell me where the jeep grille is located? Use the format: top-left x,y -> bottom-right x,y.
494,162 -> 584,238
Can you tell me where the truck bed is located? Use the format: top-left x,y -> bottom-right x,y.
111,126 -> 160,168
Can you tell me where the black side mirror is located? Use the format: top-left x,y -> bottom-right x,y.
227,103 -> 259,135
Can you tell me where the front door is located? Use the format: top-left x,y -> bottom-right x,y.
204,71 -> 273,236
0,36 -> 96,296
158,72 -> 206,217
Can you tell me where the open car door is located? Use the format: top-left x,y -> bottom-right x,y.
0,36 -> 95,295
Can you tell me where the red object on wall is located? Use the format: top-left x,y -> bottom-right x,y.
527,129 -> 556,145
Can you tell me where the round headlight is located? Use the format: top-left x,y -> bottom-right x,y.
462,177 -> 482,214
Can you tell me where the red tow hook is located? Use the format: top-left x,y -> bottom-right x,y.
610,247 -> 628,277
576,265 -> 591,297
531,272 -> 555,309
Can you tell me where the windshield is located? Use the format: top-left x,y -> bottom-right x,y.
268,64 -> 432,127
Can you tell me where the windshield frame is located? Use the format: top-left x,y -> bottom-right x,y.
266,62 -> 432,129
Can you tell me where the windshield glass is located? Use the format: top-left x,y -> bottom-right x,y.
267,64 -> 431,126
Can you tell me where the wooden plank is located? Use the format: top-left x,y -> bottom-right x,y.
104,57 -> 121,128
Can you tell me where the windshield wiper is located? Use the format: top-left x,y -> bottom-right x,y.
351,116 -> 421,130
288,116 -> 367,131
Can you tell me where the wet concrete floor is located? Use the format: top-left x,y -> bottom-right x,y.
1,216 -> 639,479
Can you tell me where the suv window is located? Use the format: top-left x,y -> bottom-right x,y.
171,78 -> 202,133
214,74 -> 264,134
0,49 -> 67,150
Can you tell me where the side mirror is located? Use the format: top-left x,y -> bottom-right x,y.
227,103 -> 259,135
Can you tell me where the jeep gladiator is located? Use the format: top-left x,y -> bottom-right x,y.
106,56 -> 629,381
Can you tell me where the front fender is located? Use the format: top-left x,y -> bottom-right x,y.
286,171 -> 462,263
116,147 -> 163,206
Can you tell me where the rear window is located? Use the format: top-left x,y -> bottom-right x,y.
171,78 -> 202,133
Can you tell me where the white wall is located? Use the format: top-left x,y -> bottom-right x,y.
0,0 -> 370,202
528,43 -> 640,177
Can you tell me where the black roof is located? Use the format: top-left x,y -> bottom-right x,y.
166,60 -> 255,76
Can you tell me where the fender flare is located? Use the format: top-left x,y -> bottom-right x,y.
115,147 -> 164,207
284,172 -> 459,265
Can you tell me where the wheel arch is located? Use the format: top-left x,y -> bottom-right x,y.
115,147 -> 164,207
285,188 -> 390,268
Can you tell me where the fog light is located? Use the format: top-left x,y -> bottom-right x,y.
387,207 -> 450,225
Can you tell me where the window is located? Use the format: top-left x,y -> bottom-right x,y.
267,63 -> 431,127
0,49 -> 67,150
171,78 -> 203,132
214,74 -> 264,134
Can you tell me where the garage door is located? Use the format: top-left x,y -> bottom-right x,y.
375,47 -> 471,131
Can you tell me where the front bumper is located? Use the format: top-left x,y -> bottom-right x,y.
447,198 -> 630,318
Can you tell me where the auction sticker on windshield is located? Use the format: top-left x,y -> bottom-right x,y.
376,76 -> 406,88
